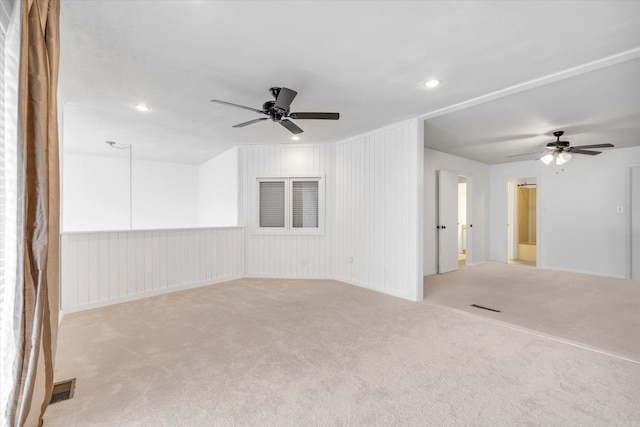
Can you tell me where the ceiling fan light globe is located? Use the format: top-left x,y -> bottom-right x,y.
540,153 -> 555,165
555,152 -> 573,165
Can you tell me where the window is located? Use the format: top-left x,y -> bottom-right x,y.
256,176 -> 323,233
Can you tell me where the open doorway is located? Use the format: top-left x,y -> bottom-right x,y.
507,177 -> 537,267
458,177 -> 467,268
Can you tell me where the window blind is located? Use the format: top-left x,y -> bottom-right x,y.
259,181 -> 285,227
292,180 -> 318,228
0,2 -> 7,308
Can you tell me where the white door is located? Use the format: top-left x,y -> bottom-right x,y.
438,170 -> 458,273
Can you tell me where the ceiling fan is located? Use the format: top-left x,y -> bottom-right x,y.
211,87 -> 339,135
510,131 -> 614,165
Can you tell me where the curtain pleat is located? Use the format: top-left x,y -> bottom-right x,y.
8,0 -> 60,425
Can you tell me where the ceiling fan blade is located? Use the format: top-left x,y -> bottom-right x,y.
280,119 -> 304,135
274,87 -> 297,112
288,112 -> 340,120
568,149 -> 601,155
506,151 -> 543,158
211,99 -> 264,114
232,117 -> 269,128
570,143 -> 614,150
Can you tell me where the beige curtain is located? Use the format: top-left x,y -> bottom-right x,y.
8,0 -> 60,426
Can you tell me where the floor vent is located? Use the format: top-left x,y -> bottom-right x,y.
49,378 -> 76,405
470,304 -> 501,313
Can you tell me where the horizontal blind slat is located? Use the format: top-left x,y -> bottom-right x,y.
259,181 -> 285,228
292,181 -> 318,228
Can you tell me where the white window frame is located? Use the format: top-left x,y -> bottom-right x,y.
255,175 -> 325,235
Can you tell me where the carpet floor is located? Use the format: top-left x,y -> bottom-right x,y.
424,262 -> 640,361
44,277 -> 640,426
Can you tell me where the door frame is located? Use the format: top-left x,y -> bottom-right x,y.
462,175 -> 473,265
628,164 -> 640,279
504,175 -> 541,266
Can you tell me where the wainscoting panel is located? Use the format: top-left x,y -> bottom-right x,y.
61,227 -> 246,312
333,119 -> 422,300
239,144 -> 335,278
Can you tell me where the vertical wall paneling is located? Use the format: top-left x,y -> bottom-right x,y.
239,144 -> 335,278
62,118 -> 424,312
60,227 -> 246,312
333,119 -> 422,301
414,121 -> 425,300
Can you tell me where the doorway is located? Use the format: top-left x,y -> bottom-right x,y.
507,177 -> 537,267
458,177 -> 467,268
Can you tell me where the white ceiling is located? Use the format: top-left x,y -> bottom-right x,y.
59,1 -> 640,165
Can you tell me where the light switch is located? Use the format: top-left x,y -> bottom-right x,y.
616,206 -> 623,214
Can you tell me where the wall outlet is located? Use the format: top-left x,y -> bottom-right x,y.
616,206 -> 623,214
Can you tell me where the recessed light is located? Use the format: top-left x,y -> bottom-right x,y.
291,135 -> 300,141
134,104 -> 150,112
424,79 -> 440,88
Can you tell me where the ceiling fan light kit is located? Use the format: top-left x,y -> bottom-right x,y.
540,153 -> 555,165
531,130 -> 614,166
555,151 -> 572,165
211,87 -> 340,136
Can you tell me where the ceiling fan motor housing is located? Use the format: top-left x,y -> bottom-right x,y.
262,101 -> 287,121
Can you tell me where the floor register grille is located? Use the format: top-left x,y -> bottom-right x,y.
49,378 -> 76,404
470,304 -> 501,313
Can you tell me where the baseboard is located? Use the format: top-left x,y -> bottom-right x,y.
62,275 -> 244,314
58,309 -> 65,326
536,264 -> 625,279
333,276 -> 417,301
244,274 -> 334,280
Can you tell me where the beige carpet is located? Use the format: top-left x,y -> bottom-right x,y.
45,278 -> 640,426
424,262 -> 640,361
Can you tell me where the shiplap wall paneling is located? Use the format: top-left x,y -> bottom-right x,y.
61,227 -> 245,312
334,119 -> 420,300
239,144 -> 334,278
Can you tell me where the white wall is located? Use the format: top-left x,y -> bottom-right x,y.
134,157 -> 199,229
334,119 -> 423,301
424,148 -> 490,275
199,146 -> 238,227
239,144 -> 334,278
63,152 -> 199,231
489,146 -> 640,278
